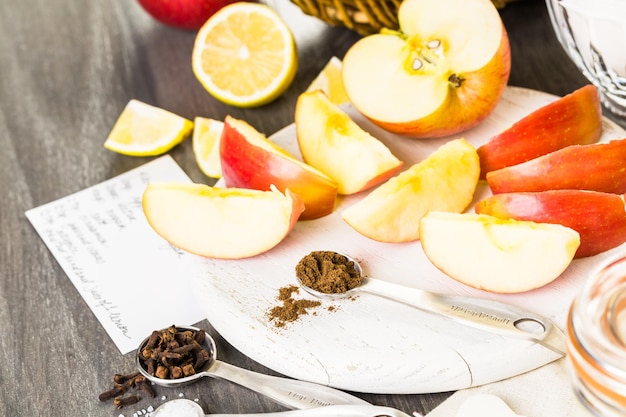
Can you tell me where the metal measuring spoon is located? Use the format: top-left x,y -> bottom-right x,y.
295,252 -> 566,356
149,399 -> 412,417
136,325 -> 369,409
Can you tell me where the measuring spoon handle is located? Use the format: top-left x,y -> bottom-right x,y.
360,278 -> 564,351
208,360 -> 370,409
208,404 -> 411,417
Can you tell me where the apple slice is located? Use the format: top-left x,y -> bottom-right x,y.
220,115 -> 338,220
419,212 -> 580,293
295,90 -> 403,195
341,0 -> 511,138
142,182 -> 304,259
475,190 -> 626,258
486,138 -> 626,195
342,138 -> 479,242
477,84 -> 602,178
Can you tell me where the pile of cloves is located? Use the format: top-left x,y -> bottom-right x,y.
138,325 -> 211,380
99,371 -> 156,409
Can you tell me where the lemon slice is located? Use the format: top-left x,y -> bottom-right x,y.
306,56 -> 350,105
191,3 -> 298,108
104,100 -> 193,156
193,117 -> 224,179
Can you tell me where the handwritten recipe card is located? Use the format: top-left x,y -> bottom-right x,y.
26,156 -> 205,354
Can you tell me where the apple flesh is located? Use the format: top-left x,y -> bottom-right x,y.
341,0 -> 511,138
342,138 -> 479,242
486,138 -> 626,195
142,182 -> 304,259
220,115 -> 338,220
136,0 -> 240,29
477,84 -> 602,178
295,90 -> 403,195
419,212 -> 580,293
475,190 -> 626,258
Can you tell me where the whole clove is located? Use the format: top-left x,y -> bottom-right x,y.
194,329 -> 206,345
182,363 -> 195,377
145,331 -> 161,349
98,383 -> 125,402
138,325 -> 212,381
99,370 -> 156,409
170,366 -> 183,379
171,343 -> 197,355
194,348 -> 210,371
113,371 -> 140,385
146,358 -> 156,375
155,365 -> 169,380
113,394 -> 141,409
134,375 -> 156,398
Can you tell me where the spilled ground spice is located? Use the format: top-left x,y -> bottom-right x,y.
268,251 -> 363,327
295,251 -> 362,294
268,285 -> 321,328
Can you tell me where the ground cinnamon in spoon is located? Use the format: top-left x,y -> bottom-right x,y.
296,251 -> 362,294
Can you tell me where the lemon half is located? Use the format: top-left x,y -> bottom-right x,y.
192,3 -> 298,108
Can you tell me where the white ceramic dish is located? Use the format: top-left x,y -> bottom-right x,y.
191,87 -> 626,394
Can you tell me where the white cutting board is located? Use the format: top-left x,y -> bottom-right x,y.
191,87 -> 626,394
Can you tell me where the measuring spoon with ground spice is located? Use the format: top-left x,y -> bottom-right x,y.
136,325 -> 368,409
295,251 -> 565,355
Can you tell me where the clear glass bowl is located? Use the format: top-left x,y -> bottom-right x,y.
545,0 -> 626,118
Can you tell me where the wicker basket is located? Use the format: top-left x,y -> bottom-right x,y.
291,0 -> 516,35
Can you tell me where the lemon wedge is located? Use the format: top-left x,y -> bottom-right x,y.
104,100 -> 193,156
306,56 -> 350,105
191,2 -> 298,108
193,117 -> 224,179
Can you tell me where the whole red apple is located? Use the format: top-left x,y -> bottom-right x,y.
137,0 -> 242,30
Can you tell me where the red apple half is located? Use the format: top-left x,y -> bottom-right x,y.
295,90 -> 403,195
342,138 -> 480,242
142,182 -> 304,259
220,115 -> 338,220
419,211 -> 580,293
475,190 -> 626,258
136,0 -> 240,30
477,84 -> 602,178
486,138 -> 626,195
341,0 -> 511,138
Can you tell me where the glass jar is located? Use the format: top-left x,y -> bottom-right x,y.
567,256 -> 626,416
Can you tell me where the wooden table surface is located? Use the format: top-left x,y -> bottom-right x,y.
1,0 -> 618,415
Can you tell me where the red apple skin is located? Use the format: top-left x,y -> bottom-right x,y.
136,0 -> 243,30
486,138 -> 626,194
474,190 -> 626,258
220,117 -> 338,220
370,26 -> 511,138
477,84 -> 602,178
